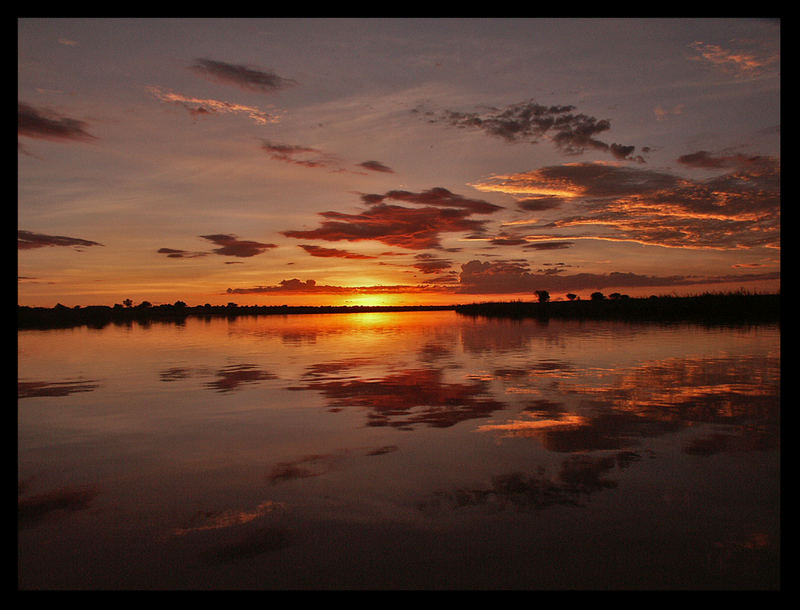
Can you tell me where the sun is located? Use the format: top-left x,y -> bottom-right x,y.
346,294 -> 397,307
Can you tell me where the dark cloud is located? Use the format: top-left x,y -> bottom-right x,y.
516,196 -> 566,212
413,253 -> 453,274
18,102 -> 95,142
189,58 -> 297,93
677,150 -> 775,172
523,241 -> 575,251
283,188 -> 501,250
357,160 -> 394,173
260,140 -> 337,169
157,247 -> 208,259
488,236 -> 529,246
199,234 -> 278,257
362,187 -> 503,215
422,99 -> 643,162
226,279 -> 445,295
18,230 -> 103,250
456,259 -> 778,295
299,244 -> 377,259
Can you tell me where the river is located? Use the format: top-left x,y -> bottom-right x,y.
17,310 -> 780,589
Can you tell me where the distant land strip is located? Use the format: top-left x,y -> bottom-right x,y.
17,292 -> 779,330
455,292 -> 780,325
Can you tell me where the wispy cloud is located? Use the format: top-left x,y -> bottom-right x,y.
18,230 -> 103,250
471,157 -> 780,251
18,102 -> 95,142
412,253 -> 453,274
189,58 -> 297,93
260,140 -> 339,169
227,278 -> 447,295
157,247 -> 208,259
260,140 -> 394,175
688,41 -> 778,78
299,245 -> 377,259
456,258 -> 778,295
147,86 -> 280,125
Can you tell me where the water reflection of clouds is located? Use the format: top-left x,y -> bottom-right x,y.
289,366 -> 505,429
159,363 -> 277,393
419,452 -> 637,515
18,378 -> 99,399
172,500 -> 285,536
267,445 -> 399,485
480,353 -> 779,454
18,484 -> 100,528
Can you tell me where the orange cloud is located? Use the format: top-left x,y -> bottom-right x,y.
282,188 -> 501,250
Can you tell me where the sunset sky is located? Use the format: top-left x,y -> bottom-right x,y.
18,18 -> 780,307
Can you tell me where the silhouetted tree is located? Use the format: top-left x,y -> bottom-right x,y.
535,290 -> 550,303
590,291 -> 605,301
123,299 -> 133,308
566,293 -> 577,301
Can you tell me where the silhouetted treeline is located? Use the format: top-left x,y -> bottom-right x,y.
455,292 -> 780,325
17,292 -> 780,330
17,302 -> 455,330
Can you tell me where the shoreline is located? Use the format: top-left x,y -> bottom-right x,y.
18,292 -> 780,330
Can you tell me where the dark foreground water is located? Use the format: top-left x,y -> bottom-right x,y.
18,311 -> 780,589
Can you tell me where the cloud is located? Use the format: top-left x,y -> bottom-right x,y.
456,258 -> 778,295
18,102 -> 95,142
299,244 -> 377,259
226,278 -> 447,295
157,247 -> 208,259
260,140 -> 339,169
18,230 -> 103,250
688,41 -> 778,78
676,150 -> 774,171
413,253 -> 453,274
199,234 -> 278,257
472,158 -> 780,251
523,241 -> 575,251
261,141 -> 392,175
189,58 -> 297,93
357,160 -> 394,173
282,188 -> 502,250
516,196 -> 567,212
420,99 -> 644,162
362,187 -> 503,214
487,235 -> 530,247
654,103 -> 685,121
148,86 -> 279,125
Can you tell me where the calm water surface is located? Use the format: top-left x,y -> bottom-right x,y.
18,311 -> 780,589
